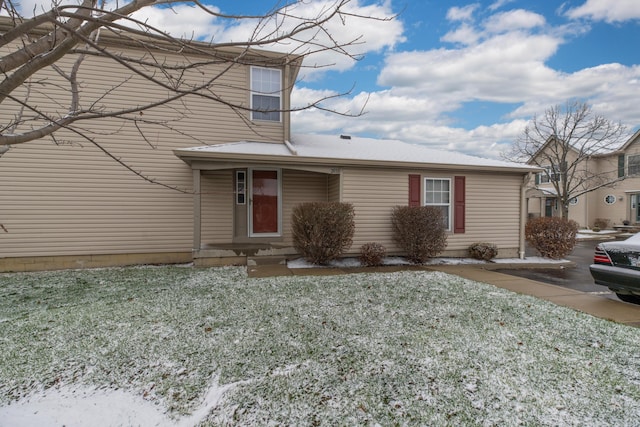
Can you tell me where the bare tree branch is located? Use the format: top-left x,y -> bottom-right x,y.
1,0 -> 393,193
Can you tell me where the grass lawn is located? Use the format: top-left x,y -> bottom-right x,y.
1,266 -> 639,426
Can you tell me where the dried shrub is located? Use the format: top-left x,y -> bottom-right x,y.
292,202 -> 355,265
593,218 -> 609,230
391,206 -> 447,264
525,217 -> 578,259
468,242 -> 498,261
359,242 -> 387,267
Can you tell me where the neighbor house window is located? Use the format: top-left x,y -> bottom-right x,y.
628,155 -> 640,176
538,165 -> 560,184
250,67 -> 281,122
424,178 -> 451,230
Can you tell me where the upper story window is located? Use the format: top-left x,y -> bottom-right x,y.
424,178 -> 451,230
250,67 -> 281,122
538,165 -> 560,184
628,154 -> 640,176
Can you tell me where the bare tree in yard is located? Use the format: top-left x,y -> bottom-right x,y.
505,100 -> 627,219
0,0 -> 388,175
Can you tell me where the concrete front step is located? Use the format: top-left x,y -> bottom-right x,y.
247,255 -> 288,266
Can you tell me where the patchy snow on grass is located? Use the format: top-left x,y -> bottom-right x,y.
1,266 -> 639,426
288,256 -> 565,268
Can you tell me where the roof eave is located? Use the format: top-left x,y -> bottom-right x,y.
173,149 -> 540,174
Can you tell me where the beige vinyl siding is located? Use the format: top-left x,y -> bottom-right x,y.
341,169 -> 407,253
328,175 -> 341,202
0,41 -> 287,260
1,140 -> 193,257
200,171 -> 234,244
1,44 -> 285,145
449,173 -> 520,250
341,168 -> 523,256
281,170 -> 329,243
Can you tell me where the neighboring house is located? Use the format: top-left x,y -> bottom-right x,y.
0,22 -> 538,272
526,130 -> 640,228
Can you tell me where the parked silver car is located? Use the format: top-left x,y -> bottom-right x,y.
590,233 -> 640,304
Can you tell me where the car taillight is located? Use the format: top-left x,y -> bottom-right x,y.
593,245 -> 613,265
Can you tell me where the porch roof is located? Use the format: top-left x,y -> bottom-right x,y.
174,133 -> 540,173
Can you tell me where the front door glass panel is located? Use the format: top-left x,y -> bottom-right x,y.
252,170 -> 279,234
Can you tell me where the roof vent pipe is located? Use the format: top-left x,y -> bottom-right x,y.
340,135 -> 351,140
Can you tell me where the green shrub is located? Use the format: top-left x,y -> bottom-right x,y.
391,206 -> 447,264
525,217 -> 578,259
359,242 -> 387,267
468,242 -> 498,261
291,202 -> 355,265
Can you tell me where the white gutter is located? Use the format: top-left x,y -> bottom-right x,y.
283,140 -> 298,156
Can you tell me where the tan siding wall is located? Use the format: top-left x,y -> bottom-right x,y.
328,175 -> 341,202
1,140 -> 194,257
341,169 -> 407,254
281,170 -> 328,243
341,169 -> 523,257
201,171 -> 234,244
0,42 -> 286,262
456,173 -> 521,252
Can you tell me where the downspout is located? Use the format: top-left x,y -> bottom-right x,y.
283,62 -> 291,142
284,140 -> 298,155
520,173 -> 531,259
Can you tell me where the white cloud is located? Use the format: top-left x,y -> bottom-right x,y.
441,23 -> 480,45
484,9 -> 546,33
379,31 -> 561,103
564,0 -> 640,23
446,5 -> 479,22
127,4 -> 224,40
488,0 -> 514,12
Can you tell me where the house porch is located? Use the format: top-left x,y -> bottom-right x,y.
193,242 -> 297,267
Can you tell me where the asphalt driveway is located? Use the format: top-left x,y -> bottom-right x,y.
499,238 -> 625,302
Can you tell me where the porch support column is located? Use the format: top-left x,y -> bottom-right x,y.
193,168 -> 202,251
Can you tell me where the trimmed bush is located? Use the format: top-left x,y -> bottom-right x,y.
593,217 -> 609,230
391,206 -> 447,264
468,242 -> 498,261
359,242 -> 387,267
291,202 -> 355,265
525,217 -> 578,259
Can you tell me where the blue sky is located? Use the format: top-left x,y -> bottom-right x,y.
262,0 -> 640,158
15,0 -> 640,158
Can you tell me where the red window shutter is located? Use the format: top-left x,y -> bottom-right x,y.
454,176 -> 465,233
409,174 -> 420,207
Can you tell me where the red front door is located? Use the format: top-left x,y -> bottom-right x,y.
251,170 -> 279,234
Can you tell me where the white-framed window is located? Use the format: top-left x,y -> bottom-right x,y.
538,165 -> 560,184
604,194 -> 617,205
250,67 -> 281,122
424,177 -> 451,230
569,197 -> 578,206
628,155 -> 640,176
236,171 -> 246,205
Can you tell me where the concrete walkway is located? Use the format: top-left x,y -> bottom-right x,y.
247,263 -> 640,328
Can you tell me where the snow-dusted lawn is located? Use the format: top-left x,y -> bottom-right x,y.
1,266 -> 639,426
